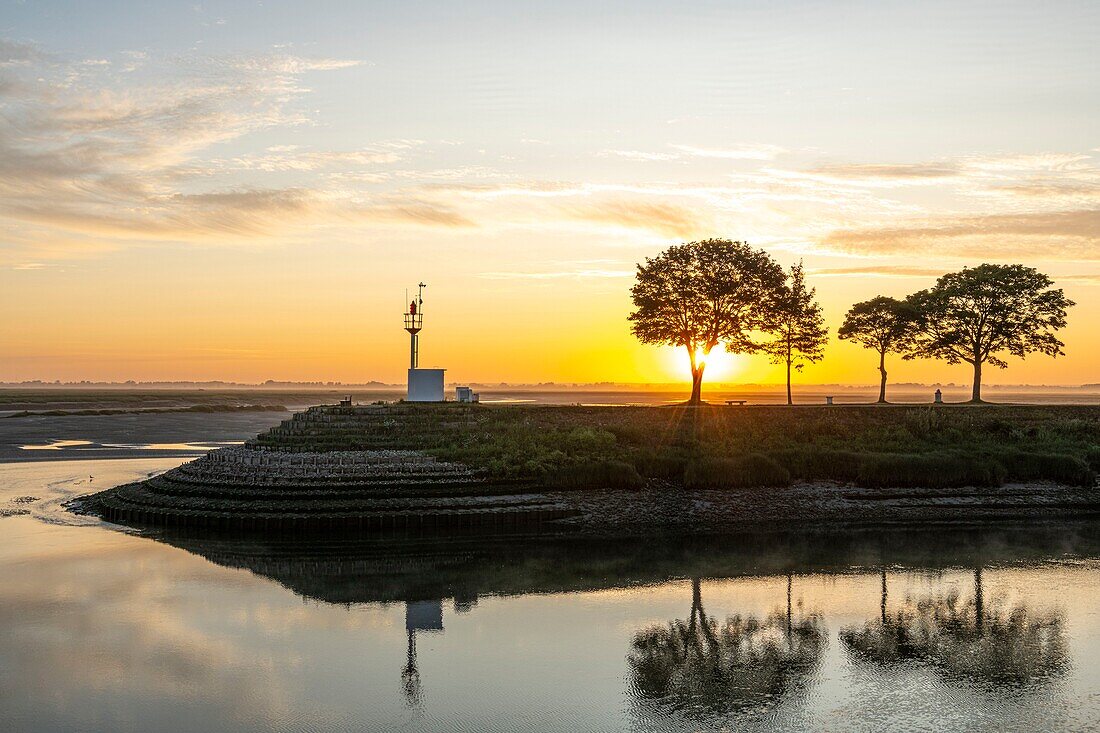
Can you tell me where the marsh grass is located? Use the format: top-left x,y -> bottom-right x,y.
991,450 -> 1094,487
856,453 -> 1006,489
547,460 -> 645,490
766,447 -> 864,482
683,454 -> 791,489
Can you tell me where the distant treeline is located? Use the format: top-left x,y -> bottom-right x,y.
3,404 -> 287,419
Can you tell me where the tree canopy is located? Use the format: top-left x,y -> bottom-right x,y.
838,296 -> 919,403
905,264 -> 1073,402
757,263 -> 827,405
629,239 -> 785,404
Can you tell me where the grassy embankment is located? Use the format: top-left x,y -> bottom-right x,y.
256,404 -> 1100,491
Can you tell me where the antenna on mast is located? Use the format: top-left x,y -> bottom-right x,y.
403,283 -> 425,369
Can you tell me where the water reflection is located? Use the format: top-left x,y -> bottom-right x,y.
150,526 -> 1090,718
842,566 -> 1068,684
151,525 -> 1100,605
7,491 -> 1100,733
627,575 -> 826,717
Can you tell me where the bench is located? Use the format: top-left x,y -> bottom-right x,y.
725,400 -> 747,406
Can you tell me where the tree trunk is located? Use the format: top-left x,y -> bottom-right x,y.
689,365 -> 706,405
877,350 -> 888,404
971,361 -> 982,403
786,358 -> 793,406
686,345 -> 704,405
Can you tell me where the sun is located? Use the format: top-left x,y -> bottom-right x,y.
664,346 -> 745,383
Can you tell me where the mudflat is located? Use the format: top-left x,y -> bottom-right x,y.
0,411 -> 290,462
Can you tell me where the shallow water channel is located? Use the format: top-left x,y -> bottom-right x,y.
3,457 -> 1100,732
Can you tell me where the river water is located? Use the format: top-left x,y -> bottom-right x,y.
3,457 -> 1100,732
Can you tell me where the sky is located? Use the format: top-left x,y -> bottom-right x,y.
1,0 -> 1098,387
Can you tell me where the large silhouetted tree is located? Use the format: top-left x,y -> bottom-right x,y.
905,264 -> 1073,403
838,296 -> 919,403
757,262 -> 827,405
629,240 -> 785,404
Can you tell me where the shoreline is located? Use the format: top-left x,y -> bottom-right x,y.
542,480 -> 1100,538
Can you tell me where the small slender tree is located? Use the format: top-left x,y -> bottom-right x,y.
629,239 -> 786,404
757,263 -> 827,405
906,264 -> 1073,403
837,296 -> 919,403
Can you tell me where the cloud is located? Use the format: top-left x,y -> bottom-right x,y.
3,38 -> 1096,270
560,199 -> 712,238
1059,273 -> 1100,285
3,188 -> 318,239
600,144 -> 786,164
964,153 -> 1093,173
426,180 -> 587,198
220,141 -> 421,172
809,265 -> 947,278
670,143 -> 785,160
825,209 -> 1100,258
600,149 -> 680,162
356,199 -> 474,228
477,268 -> 632,280
804,162 -> 961,181
223,54 -> 362,75
988,181 -> 1100,200
0,41 -> 476,259
0,38 -> 50,67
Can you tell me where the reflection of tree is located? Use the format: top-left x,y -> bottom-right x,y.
628,577 -> 825,716
841,567 -> 1067,684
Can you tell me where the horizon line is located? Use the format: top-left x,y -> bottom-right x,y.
4,380 -> 1100,391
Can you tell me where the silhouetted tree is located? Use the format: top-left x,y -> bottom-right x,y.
629,240 -> 785,404
905,265 -> 1073,403
837,296 -> 919,403
757,263 -> 827,405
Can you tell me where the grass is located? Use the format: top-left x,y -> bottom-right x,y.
251,403 -> 1100,490
546,460 -> 645,490
683,454 -> 791,489
856,453 -> 1006,489
992,450 -> 1094,487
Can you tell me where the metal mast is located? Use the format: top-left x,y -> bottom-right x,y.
403,283 -> 425,369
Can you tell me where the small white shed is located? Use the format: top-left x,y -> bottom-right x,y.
407,368 -> 445,402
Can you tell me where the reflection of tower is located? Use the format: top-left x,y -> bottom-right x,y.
403,283 -> 446,402
401,599 -> 444,706
974,566 -> 984,634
